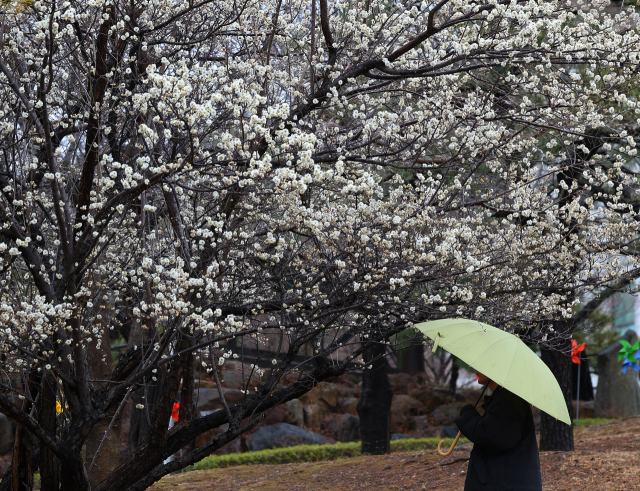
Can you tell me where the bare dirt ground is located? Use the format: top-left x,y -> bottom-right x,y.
149,417 -> 640,491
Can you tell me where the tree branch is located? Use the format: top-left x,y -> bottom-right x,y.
0,394 -> 64,460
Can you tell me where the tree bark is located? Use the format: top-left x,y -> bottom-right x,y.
124,321 -> 154,461
449,356 -> 459,395
179,351 -> 195,423
540,323 -> 574,451
86,414 -> 122,487
13,370 -> 38,491
179,350 -> 197,454
397,344 -> 425,375
126,381 -> 163,459
12,425 -> 33,491
357,343 -> 393,455
594,330 -> 638,418
0,451 -> 39,491
38,375 -> 59,491
86,309 -> 120,487
94,343 -> 186,491
59,451 -> 90,491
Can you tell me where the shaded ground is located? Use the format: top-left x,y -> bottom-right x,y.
149,417 -> 640,491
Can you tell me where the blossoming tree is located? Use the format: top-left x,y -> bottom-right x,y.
1,0 -> 640,488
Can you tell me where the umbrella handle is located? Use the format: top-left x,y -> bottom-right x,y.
435,383 -> 487,457
437,431 -> 462,456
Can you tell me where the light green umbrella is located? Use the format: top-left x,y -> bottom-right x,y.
415,318 -> 571,455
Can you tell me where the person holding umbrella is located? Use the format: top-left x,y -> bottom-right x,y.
415,318 -> 571,491
455,371 -> 541,490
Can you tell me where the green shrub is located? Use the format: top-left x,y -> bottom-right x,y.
190,437 -> 469,471
573,417 -> 620,427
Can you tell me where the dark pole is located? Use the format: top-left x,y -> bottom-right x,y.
357,342 -> 394,455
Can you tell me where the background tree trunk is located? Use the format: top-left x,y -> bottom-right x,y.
540,322 -> 574,451
179,350 -> 197,454
126,379 -> 163,460
572,351 -> 594,401
449,356 -> 459,395
12,425 -> 33,491
38,375 -> 59,491
594,330 -> 639,418
396,344 -> 425,375
124,320 -> 157,461
0,450 -> 39,491
86,302 -> 120,487
357,342 -> 393,455
13,371 -> 38,491
59,453 -> 90,491
396,329 -> 425,375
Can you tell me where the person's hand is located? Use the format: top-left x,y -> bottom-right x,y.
459,404 -> 475,416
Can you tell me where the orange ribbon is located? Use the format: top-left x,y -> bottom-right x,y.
171,402 -> 180,421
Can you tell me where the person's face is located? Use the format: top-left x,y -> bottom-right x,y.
476,371 -> 491,385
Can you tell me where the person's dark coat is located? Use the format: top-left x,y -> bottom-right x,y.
455,386 -> 542,491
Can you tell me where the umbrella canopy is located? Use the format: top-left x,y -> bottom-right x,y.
415,318 -> 571,425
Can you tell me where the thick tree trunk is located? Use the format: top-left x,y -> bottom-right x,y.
12,425 -> 33,491
126,381 -> 163,458
124,321 -> 155,461
357,343 -> 393,455
86,310 -> 120,487
449,356 -> 459,395
0,451 -> 39,491
12,370 -> 42,491
540,324 -> 574,451
86,416 -> 121,487
397,344 -> 425,375
59,452 -> 90,491
179,351 -> 195,422
179,350 -> 197,454
94,345 -> 185,491
38,376 -> 59,491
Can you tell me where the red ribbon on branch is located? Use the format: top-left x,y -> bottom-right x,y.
171,402 -> 180,421
571,339 -> 586,364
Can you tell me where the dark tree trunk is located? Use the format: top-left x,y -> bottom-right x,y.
179,351 -> 195,422
38,375 -> 59,491
357,342 -> 393,455
12,425 -> 33,491
86,310 -> 119,488
126,378 -> 163,459
449,356 -> 459,395
0,465 -> 10,491
397,344 -> 425,375
0,451 -> 39,491
540,322 -> 574,451
12,370 -> 41,491
96,347 -> 186,491
571,351 -> 593,401
179,350 -> 197,454
125,321 -> 162,461
58,452 -> 90,491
